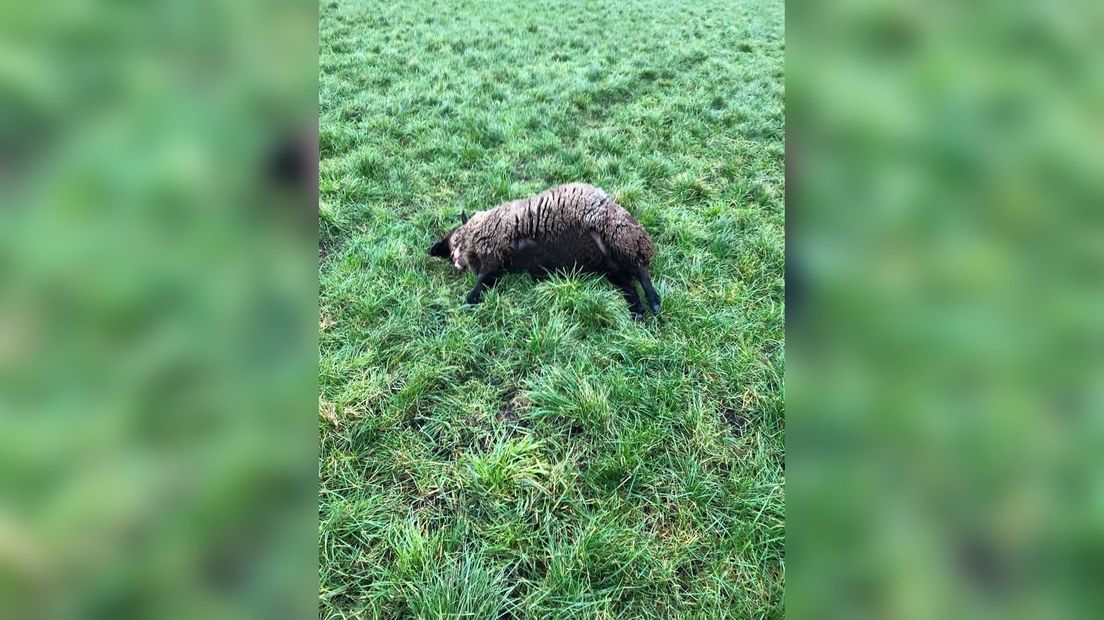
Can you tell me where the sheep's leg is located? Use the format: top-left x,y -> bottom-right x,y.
635,267 -> 661,315
465,271 -> 499,305
607,270 -> 646,320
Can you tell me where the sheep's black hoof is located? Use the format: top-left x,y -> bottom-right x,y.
650,302 -> 661,315
465,294 -> 482,305
630,310 -> 645,321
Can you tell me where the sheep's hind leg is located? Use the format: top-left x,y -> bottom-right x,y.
466,271 -> 499,305
635,267 -> 661,315
607,270 -> 646,320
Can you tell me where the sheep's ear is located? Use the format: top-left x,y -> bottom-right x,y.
460,211 -> 468,225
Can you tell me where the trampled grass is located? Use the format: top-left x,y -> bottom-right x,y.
319,0 -> 784,616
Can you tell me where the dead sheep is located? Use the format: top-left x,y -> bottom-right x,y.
428,182 -> 661,319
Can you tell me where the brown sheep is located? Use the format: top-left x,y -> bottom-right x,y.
429,183 -> 661,319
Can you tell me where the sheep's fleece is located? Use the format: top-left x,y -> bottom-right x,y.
449,182 -> 655,271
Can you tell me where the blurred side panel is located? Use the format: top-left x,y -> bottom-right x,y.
0,1 -> 319,618
787,0 -> 1104,617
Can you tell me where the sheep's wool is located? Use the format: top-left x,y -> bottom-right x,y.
451,182 -> 655,272
450,243 -> 464,270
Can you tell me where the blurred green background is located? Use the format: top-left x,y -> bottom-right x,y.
0,1 -> 318,618
5,0 -> 1101,616
788,0 -> 1103,617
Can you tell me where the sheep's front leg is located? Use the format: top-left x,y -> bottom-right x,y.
465,271 -> 499,305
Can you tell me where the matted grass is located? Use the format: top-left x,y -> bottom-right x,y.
319,0 -> 784,616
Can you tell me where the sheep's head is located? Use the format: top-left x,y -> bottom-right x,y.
428,211 -> 469,270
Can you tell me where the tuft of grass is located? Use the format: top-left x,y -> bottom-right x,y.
319,0 -> 784,617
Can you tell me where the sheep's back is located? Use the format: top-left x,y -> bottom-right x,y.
501,182 -> 612,238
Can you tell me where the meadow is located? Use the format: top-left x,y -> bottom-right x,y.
319,0 -> 784,616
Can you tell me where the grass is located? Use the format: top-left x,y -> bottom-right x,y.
318,0 -> 784,617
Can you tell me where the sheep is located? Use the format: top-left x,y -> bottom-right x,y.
428,182 -> 661,319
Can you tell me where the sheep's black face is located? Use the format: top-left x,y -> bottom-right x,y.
429,212 -> 468,260
429,235 -> 451,259
428,228 -> 457,259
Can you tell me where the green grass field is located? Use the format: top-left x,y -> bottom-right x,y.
319,0 -> 784,616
